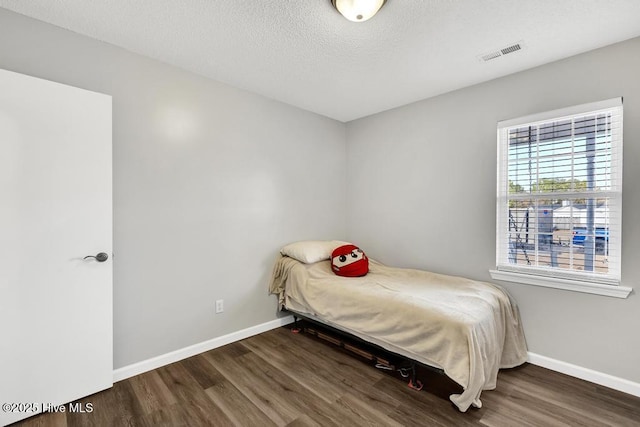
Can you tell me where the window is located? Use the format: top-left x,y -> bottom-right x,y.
490,98 -> 631,298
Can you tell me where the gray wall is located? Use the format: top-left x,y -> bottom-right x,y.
346,37 -> 640,383
0,9 -> 347,369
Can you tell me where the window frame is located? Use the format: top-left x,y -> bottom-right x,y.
489,98 -> 631,298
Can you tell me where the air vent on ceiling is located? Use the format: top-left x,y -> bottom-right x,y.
478,41 -> 524,62
481,51 -> 502,62
501,43 -> 522,55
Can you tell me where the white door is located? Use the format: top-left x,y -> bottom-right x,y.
0,69 -> 112,426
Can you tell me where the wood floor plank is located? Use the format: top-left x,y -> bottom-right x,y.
155,362 -> 235,427
128,370 -> 177,415
487,377 -> 600,426
65,380 -> 144,427
285,414 -> 324,427
387,402 -> 463,427
241,332 -> 353,403
136,404 -> 191,427
340,378 -> 404,417
230,351 -> 349,424
204,377 -> 277,427
180,354 -> 227,391
373,375 -> 482,427
12,411 -> 67,427
496,365 -> 640,426
331,393 -> 404,426
593,383 -> 640,415
477,387 -> 577,427
202,344 -> 303,425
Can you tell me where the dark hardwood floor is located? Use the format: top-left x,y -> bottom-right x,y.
14,326 -> 640,426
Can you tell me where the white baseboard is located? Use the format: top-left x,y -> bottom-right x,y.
113,315 -> 294,382
527,352 -> 640,398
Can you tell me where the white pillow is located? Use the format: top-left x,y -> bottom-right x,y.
280,240 -> 350,264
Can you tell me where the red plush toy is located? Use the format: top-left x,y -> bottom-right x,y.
331,244 -> 369,277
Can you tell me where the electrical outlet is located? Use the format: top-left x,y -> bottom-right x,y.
215,299 -> 224,314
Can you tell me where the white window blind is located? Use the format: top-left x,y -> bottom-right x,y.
495,98 -> 623,286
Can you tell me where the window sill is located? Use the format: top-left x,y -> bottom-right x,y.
489,270 -> 632,299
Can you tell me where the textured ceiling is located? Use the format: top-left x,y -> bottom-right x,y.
1,0 -> 640,122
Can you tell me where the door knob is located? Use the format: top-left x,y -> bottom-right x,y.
84,252 -> 109,262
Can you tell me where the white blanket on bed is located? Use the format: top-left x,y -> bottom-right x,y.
269,256 -> 528,412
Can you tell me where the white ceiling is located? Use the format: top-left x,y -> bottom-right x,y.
2,0 -> 640,122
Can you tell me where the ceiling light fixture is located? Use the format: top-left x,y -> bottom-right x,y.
331,0 -> 387,22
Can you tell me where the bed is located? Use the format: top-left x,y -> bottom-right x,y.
268,244 -> 528,412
